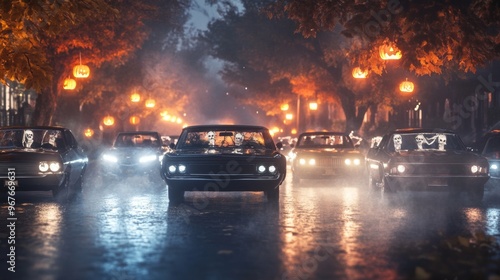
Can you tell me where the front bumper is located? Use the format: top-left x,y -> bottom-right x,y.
386,175 -> 489,191
2,173 -> 65,191
165,174 -> 285,191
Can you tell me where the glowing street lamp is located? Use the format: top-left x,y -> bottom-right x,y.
309,101 -> 318,111
285,113 -> 293,120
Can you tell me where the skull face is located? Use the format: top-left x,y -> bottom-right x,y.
207,131 -> 216,146
438,134 -> 446,150
415,134 -> 425,148
23,129 -> 34,147
235,133 -> 244,146
393,134 -> 402,145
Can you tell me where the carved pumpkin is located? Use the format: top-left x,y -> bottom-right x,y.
145,98 -> 156,108
129,116 -> 140,125
84,128 -> 94,137
399,79 -> 415,93
103,116 -> 115,126
130,93 -> 141,103
73,64 -> 90,78
379,44 -> 402,60
352,67 -> 368,78
63,78 -> 76,90
280,104 -> 289,111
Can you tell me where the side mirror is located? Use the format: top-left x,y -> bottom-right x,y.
276,142 -> 283,149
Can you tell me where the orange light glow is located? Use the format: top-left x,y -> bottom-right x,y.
280,104 -> 289,111
129,115 -> 140,125
399,79 -> 415,93
84,128 -> 94,137
379,44 -> 402,60
285,113 -> 293,120
130,93 -> 141,103
309,102 -> 318,110
103,116 -> 115,126
63,78 -> 76,90
145,99 -> 156,108
352,67 -> 368,79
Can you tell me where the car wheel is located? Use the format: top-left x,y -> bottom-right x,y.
265,187 -> 280,202
168,185 -> 185,203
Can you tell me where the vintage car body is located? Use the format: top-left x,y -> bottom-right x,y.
100,131 -> 165,184
475,129 -> 500,181
161,125 -> 287,202
365,128 -> 489,200
0,126 -> 88,199
289,131 -> 365,182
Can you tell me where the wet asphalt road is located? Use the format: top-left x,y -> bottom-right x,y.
1,163 -> 500,280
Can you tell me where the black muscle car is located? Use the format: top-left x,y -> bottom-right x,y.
161,125 -> 287,202
99,131 -> 165,185
289,131 -> 365,183
0,126 -> 88,200
365,128 -> 489,200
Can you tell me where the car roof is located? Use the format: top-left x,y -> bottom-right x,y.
391,128 -> 455,134
298,131 -> 347,136
183,124 -> 268,131
0,126 -> 68,131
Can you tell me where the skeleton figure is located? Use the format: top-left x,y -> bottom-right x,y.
48,133 -> 57,146
329,135 -> 336,145
437,134 -> 447,150
22,129 -> 34,148
415,134 -> 426,150
235,133 -> 244,146
393,134 -> 402,151
207,131 -> 216,146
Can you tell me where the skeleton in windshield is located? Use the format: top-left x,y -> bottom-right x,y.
438,134 -> 447,150
22,129 -> 34,148
393,134 -> 402,152
207,131 -> 215,146
415,134 -> 426,150
235,133 -> 244,146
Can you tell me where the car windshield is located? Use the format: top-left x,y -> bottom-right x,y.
385,132 -> 465,152
297,134 -> 353,149
0,128 -> 66,151
482,136 -> 500,156
177,128 -> 274,150
114,133 -> 161,148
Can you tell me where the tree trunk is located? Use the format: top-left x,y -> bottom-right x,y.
32,80 -> 59,126
339,88 -> 368,133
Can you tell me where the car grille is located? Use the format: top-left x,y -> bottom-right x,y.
186,163 -> 257,175
316,157 -> 344,167
0,162 -> 39,178
404,164 -> 471,175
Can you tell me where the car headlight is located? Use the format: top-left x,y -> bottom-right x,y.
269,165 -> 277,173
49,162 -> 61,172
139,154 -> 157,163
471,165 -> 479,174
345,159 -> 351,165
39,162 -> 49,172
178,164 -> 186,173
168,165 -> 177,173
491,164 -> 498,170
102,154 -> 118,163
396,164 -> 406,173
257,165 -> 266,173
353,158 -> 361,165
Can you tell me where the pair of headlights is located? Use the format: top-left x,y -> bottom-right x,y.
391,164 -> 487,174
167,164 -> 277,174
298,158 -> 361,166
39,161 -> 61,173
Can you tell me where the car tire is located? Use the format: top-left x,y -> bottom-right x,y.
168,185 -> 185,203
265,187 -> 280,202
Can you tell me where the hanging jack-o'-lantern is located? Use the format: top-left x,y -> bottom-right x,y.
73,52 -> 90,78
280,104 -> 289,111
129,115 -> 140,125
103,116 -> 115,126
352,67 -> 368,78
84,128 -> 94,137
63,77 -> 76,90
145,98 -> 156,108
379,44 -> 402,60
399,79 -> 415,93
309,101 -> 318,110
130,93 -> 141,103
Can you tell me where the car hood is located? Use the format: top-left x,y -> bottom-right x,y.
294,148 -> 361,155
390,150 -> 488,164
108,147 -> 160,156
0,148 -> 61,160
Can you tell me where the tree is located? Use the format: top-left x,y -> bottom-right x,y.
0,0 -> 191,125
203,1 -> 403,132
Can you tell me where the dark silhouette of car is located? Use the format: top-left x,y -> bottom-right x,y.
475,129 -> 500,182
161,125 -> 286,202
0,126 -> 88,200
365,128 -> 489,201
99,131 -> 165,185
289,131 -> 365,183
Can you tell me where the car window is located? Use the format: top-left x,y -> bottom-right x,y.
114,133 -> 161,148
385,133 -> 464,152
297,134 -> 353,148
482,136 -> 500,155
0,128 -> 65,150
178,129 -> 273,149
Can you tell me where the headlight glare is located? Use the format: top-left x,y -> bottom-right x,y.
471,165 -> 479,173
49,162 -> 61,172
257,165 -> 266,173
139,154 -> 157,163
178,164 -> 186,173
269,165 -> 277,173
353,159 -> 361,165
308,159 -> 316,165
39,161 -> 49,172
168,165 -> 176,173
102,154 -> 118,163
397,164 -> 406,173
299,158 -> 306,165
344,158 -> 351,165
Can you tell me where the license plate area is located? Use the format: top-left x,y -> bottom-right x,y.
427,178 -> 447,186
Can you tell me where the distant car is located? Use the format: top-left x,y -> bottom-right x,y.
289,131 -> 365,183
475,129 -> 500,181
100,131 -> 165,185
0,126 -> 88,200
365,128 -> 489,200
161,125 -> 287,202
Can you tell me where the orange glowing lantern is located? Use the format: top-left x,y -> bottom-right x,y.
103,116 -> 115,126
73,52 -> 90,78
379,44 -> 402,60
285,113 -> 293,120
129,116 -> 140,125
280,104 -> 289,111
84,128 -> 94,137
145,98 -> 156,108
309,101 -> 318,110
130,93 -> 141,103
352,67 -> 368,78
63,77 -> 76,90
399,79 -> 415,93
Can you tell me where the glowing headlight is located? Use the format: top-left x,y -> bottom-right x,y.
39,162 -> 49,172
139,154 -> 157,163
49,162 -> 61,172
308,159 -> 316,165
178,164 -> 186,173
491,164 -> 498,170
168,165 -> 177,173
269,165 -> 277,173
470,165 -> 479,173
353,159 -> 361,165
257,165 -> 266,173
397,165 -> 406,173
102,154 -> 118,163
345,159 -> 351,165
299,158 -> 306,165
